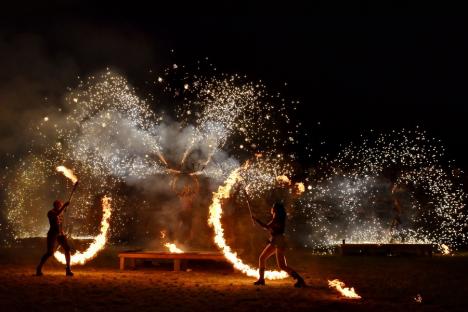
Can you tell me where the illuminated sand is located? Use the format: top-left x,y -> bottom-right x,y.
1,248 -> 468,312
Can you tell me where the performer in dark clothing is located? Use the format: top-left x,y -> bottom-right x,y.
252,201 -> 305,288
36,200 -> 74,276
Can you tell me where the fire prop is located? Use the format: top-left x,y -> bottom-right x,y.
56,165 -> 78,184
208,167 -> 288,280
328,279 -> 362,299
54,165 -> 112,265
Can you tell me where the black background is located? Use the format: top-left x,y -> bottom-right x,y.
1,1 -> 467,169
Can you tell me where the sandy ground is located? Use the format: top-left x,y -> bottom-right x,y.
1,247 -> 467,311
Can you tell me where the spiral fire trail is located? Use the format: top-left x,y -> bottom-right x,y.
208,165 -> 288,280
54,196 -> 112,265
54,166 -> 112,265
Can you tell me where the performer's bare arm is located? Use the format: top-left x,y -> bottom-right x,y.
58,201 -> 70,214
252,217 -> 269,230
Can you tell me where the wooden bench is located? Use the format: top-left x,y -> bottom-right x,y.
340,243 -> 433,256
118,251 -> 227,271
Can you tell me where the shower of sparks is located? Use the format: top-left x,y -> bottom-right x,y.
298,129 -> 467,251
5,65 -> 305,246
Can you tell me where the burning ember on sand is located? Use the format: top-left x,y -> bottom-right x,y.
54,165 -> 112,265
414,294 -> 423,303
328,279 -> 362,299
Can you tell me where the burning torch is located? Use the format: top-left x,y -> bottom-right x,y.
56,165 -> 79,208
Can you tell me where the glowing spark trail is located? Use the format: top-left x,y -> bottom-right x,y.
54,196 -> 112,265
208,166 -> 288,280
328,279 -> 362,299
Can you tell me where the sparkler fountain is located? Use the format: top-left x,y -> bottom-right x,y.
4,65 -> 305,262
297,129 -> 467,253
3,64 -> 466,282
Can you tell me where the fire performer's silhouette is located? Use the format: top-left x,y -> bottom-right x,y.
36,200 -> 74,276
252,201 -> 306,288
389,182 -> 403,243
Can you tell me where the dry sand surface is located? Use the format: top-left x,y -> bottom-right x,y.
1,247 -> 467,311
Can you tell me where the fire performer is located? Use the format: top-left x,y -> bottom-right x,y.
251,201 -> 306,288
389,182 -> 403,243
36,200 -> 74,276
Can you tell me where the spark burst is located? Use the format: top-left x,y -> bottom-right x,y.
5,65 -> 304,247
298,129 -> 467,251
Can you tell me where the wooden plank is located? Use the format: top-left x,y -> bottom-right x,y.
118,252 -> 225,261
120,256 -> 125,270
340,243 -> 433,256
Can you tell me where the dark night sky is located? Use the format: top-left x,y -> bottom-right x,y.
1,2 -> 468,169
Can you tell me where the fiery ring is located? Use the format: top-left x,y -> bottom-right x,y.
208,167 -> 288,279
54,196 -> 112,265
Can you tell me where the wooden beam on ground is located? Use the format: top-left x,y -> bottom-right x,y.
118,251 -> 227,271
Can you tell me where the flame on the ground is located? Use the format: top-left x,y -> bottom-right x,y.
328,279 -> 362,299
56,165 -> 78,184
54,196 -> 112,265
164,242 -> 183,253
440,244 -> 451,255
208,166 -> 288,279
414,294 -> 423,303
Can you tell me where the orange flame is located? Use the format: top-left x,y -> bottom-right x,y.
208,166 -> 288,280
276,175 -> 291,185
164,242 -> 183,253
294,182 -> 305,195
328,279 -> 362,299
54,196 -> 112,265
56,165 -> 78,184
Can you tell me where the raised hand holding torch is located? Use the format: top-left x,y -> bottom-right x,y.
56,166 -> 79,208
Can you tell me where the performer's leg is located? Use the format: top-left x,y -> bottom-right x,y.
276,248 -> 306,288
255,244 -> 276,285
36,235 -> 56,275
58,235 -> 73,276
